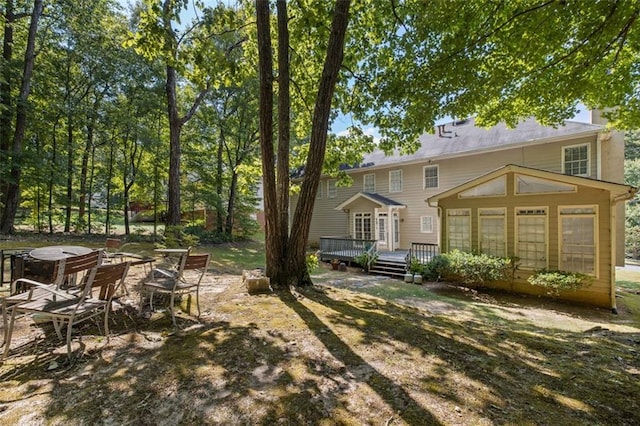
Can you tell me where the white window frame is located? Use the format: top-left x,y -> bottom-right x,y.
423,165 -> 439,189
558,205 -> 598,276
446,208 -> 471,252
420,215 -> 434,233
389,170 -> 403,193
515,207 -> 548,270
363,173 -> 376,193
353,212 -> 373,240
562,143 -> 590,177
327,179 -> 337,198
478,208 -> 506,258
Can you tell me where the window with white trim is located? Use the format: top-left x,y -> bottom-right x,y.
316,183 -> 322,198
563,144 -> 590,176
378,213 -> 387,243
479,208 -> 506,257
447,209 -> 471,252
516,207 -> 547,269
560,206 -> 597,275
354,212 -> 372,240
389,170 -> 403,193
423,165 -> 439,189
420,216 -> 434,233
327,179 -> 337,198
363,174 -> 376,193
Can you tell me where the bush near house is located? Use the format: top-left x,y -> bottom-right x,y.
425,250 -> 512,287
527,269 -> 593,297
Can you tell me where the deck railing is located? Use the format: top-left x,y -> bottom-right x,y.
319,237 -> 377,262
407,242 -> 440,264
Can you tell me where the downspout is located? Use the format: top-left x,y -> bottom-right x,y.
597,137 -> 602,180
610,190 -> 636,313
427,198 -> 443,251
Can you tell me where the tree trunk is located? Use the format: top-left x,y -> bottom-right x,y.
256,0 -> 284,284
225,171 -> 238,235
276,0 -> 291,275
78,92 -> 101,232
0,0 -> 15,199
287,0 -> 351,286
166,64 -> 182,227
0,0 -> 44,234
216,128 -> 225,233
64,117 -> 74,233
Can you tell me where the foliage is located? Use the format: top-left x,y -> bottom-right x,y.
423,254 -> 451,282
306,253 -> 320,273
528,269 -> 593,297
354,251 -> 379,272
407,256 -> 425,275
441,250 -> 511,287
162,225 -> 199,248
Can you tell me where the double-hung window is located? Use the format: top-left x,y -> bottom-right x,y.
420,216 -> 434,233
516,207 -> 547,269
327,179 -> 337,198
447,209 -> 471,252
389,170 -> 403,193
563,144 -> 590,177
479,208 -> 506,257
559,206 -> 597,275
363,174 -> 376,193
423,165 -> 439,189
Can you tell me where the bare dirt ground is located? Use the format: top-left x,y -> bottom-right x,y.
0,262 -> 638,425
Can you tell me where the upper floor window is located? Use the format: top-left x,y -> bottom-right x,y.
389,170 -> 403,193
423,165 -> 439,189
363,174 -> 376,193
327,179 -> 337,198
563,144 -> 590,176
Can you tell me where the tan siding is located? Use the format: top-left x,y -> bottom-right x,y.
436,172 -> 613,307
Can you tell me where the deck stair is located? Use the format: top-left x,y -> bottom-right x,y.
368,252 -> 407,279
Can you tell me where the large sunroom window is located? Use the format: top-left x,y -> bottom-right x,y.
447,209 -> 471,252
479,208 -> 506,257
560,206 -> 597,275
516,207 -> 547,269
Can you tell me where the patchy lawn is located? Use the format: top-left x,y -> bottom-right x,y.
0,237 -> 639,425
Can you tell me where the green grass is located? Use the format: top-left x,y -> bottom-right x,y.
616,268 -> 640,292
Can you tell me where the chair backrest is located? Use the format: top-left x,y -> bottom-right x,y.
179,253 -> 210,285
83,261 -> 130,301
63,250 -> 103,277
105,238 -> 121,251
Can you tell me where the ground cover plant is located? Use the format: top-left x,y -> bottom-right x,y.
0,234 -> 638,425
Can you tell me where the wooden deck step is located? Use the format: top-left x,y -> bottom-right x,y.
368,258 -> 406,279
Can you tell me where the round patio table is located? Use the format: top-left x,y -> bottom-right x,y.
29,245 -> 93,262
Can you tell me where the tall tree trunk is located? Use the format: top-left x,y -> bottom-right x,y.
0,0 -> 44,234
276,0 -> 290,273
216,128 -> 225,233
0,0 -> 15,200
286,0 -> 351,286
256,0 -> 282,282
78,93 -> 101,232
105,136 -> 115,234
48,120 -> 58,234
225,171 -> 238,235
64,117 -> 74,233
166,64 -> 182,227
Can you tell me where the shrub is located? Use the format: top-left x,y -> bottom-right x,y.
423,254 -> 450,282
354,251 -> 379,272
527,269 -> 593,297
306,253 -> 320,272
443,249 -> 511,287
407,256 -> 425,275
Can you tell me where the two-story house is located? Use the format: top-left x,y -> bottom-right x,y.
299,111 -> 634,309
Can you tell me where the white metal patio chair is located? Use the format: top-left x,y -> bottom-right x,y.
139,252 -> 210,326
3,261 -> 130,360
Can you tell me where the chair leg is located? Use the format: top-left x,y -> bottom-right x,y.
196,287 -> 200,319
169,292 -> 176,326
1,299 -> 8,348
66,319 -> 74,359
3,306 -> 18,359
52,318 -> 64,340
104,307 -> 111,342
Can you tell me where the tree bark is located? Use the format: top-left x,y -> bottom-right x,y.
287,0 -> 351,286
256,0 -> 282,282
0,0 -> 44,234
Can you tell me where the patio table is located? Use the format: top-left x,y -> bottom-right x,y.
29,245 -> 93,262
